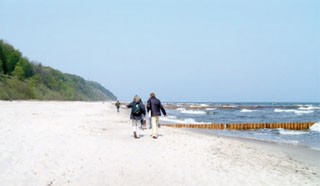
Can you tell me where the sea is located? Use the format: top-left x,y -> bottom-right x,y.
160,102 -> 320,150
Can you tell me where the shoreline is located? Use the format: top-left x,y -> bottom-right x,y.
182,128 -> 320,167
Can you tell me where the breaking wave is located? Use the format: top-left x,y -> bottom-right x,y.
205,108 -> 216,111
240,109 -> 255,113
160,116 -> 197,124
274,109 -> 314,115
176,108 -> 206,115
190,104 -> 209,108
298,105 -> 320,110
180,110 -> 206,115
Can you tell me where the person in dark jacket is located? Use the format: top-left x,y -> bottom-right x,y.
127,95 -> 146,139
138,98 -> 146,129
147,93 -> 167,139
115,101 -> 121,112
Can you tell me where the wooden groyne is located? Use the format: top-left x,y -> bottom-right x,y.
162,122 -> 316,131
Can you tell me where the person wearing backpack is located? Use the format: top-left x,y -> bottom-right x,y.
147,93 -> 167,139
138,98 -> 146,129
127,95 -> 146,139
115,101 -> 121,112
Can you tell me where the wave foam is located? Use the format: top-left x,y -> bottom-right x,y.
298,106 -> 320,110
176,108 -> 207,115
160,116 -> 197,124
205,108 -> 216,111
274,109 -> 314,115
278,129 -> 309,135
190,104 -> 209,108
221,105 -> 237,108
240,109 -> 255,113
180,110 -> 206,115
310,122 -> 320,132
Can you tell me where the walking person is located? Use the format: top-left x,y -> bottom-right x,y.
127,96 -> 146,139
115,101 -> 121,112
139,98 -> 146,129
147,93 -> 167,139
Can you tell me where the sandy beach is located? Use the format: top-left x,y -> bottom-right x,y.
0,101 -> 319,186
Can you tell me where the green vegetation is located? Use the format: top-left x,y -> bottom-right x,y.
0,40 -> 117,101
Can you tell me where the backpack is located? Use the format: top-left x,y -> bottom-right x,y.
116,102 -> 120,107
132,103 -> 141,115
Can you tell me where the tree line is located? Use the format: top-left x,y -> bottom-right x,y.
0,40 -> 117,101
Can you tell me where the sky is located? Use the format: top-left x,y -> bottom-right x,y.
1,0 -> 319,102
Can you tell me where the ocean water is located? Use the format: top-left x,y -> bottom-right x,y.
161,102 -> 320,150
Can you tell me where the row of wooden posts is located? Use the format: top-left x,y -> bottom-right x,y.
162,122 -> 315,130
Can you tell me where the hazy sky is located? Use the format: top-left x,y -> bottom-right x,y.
1,0 -> 319,102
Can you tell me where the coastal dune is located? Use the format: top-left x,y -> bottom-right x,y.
0,101 -> 319,186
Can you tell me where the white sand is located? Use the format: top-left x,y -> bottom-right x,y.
0,101 -> 319,186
